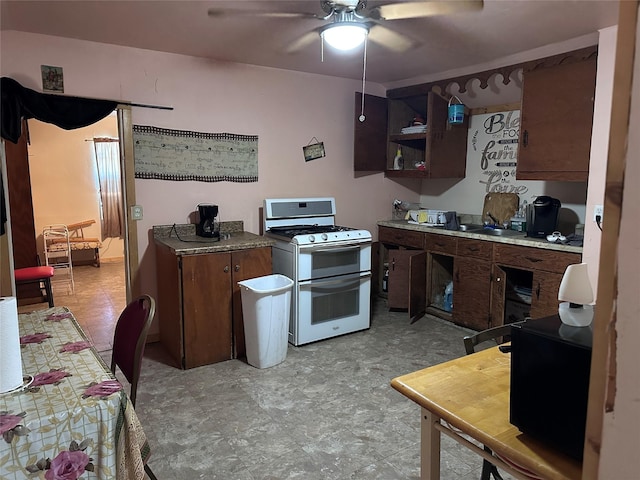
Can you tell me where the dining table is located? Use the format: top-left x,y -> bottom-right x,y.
0,306 -> 151,479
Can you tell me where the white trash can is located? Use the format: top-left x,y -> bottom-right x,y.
237,274 -> 293,369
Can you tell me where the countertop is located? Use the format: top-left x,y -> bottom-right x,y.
153,223 -> 275,255
377,220 -> 582,254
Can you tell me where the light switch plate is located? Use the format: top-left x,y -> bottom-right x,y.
131,205 -> 143,220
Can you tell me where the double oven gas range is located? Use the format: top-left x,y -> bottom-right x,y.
263,197 -> 372,346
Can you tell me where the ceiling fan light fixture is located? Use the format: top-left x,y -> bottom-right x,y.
321,22 -> 368,51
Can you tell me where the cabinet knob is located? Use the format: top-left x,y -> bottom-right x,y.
496,277 -> 501,282
224,265 -> 230,273
235,265 -> 240,272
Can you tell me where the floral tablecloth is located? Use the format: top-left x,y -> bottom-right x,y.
0,307 -> 150,479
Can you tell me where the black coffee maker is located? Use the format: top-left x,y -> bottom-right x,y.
196,204 -> 220,239
526,196 -> 561,238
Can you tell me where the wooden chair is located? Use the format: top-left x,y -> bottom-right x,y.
14,266 -> 55,307
110,295 -> 158,480
463,323 -> 514,480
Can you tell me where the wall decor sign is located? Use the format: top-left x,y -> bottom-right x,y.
133,125 -> 258,182
41,65 -> 64,93
469,110 -> 529,195
303,137 -> 325,162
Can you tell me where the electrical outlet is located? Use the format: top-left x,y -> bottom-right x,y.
131,205 -> 143,220
593,204 -> 603,222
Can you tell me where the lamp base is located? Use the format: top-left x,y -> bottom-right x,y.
558,302 -> 594,327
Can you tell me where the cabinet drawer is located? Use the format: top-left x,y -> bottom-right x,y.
494,244 -> 581,274
424,234 -> 457,255
379,227 -> 424,249
457,238 -> 493,261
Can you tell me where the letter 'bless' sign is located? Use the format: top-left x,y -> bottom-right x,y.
469,110 -> 528,195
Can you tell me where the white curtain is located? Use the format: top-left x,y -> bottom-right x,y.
93,138 -> 123,240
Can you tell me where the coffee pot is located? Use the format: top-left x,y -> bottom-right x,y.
196,204 -> 220,239
526,196 -> 561,238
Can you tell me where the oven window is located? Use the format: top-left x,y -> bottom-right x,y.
311,281 -> 360,325
310,248 -> 361,278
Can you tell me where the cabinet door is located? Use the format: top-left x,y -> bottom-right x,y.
517,58 -> 597,181
388,249 -> 425,310
453,256 -> 492,331
530,270 -> 564,319
182,253 -> 233,368
490,265 -> 507,328
354,92 -> 388,171
426,92 -> 468,179
231,247 -> 272,359
156,244 -> 184,368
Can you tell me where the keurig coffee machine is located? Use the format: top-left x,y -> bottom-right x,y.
526,196 -> 561,238
196,204 -> 220,239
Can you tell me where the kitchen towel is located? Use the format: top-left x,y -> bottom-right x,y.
0,296 -> 23,393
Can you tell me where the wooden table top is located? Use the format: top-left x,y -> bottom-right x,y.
390,346 -> 582,480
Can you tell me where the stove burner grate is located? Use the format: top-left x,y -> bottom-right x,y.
268,225 -> 355,238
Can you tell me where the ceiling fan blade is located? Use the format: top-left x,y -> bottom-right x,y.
286,31 -> 321,54
369,0 -> 483,21
367,24 -> 416,53
207,8 -> 320,19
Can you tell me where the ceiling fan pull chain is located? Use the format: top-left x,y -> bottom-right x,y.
359,36 -> 368,122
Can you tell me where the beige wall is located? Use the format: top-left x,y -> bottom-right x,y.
27,116 -> 125,262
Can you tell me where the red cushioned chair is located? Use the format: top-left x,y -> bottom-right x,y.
110,294 -> 157,480
14,266 -> 55,307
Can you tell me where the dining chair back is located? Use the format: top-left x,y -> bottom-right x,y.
463,324 -> 513,356
463,323 -> 515,480
110,294 -> 155,408
110,294 -> 158,480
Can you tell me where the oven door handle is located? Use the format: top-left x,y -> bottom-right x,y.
300,272 -> 371,289
298,241 -> 371,252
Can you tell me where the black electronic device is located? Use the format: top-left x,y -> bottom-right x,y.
196,204 -> 220,239
526,196 -> 561,238
510,315 -> 592,460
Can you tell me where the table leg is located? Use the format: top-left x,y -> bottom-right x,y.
421,408 -> 441,480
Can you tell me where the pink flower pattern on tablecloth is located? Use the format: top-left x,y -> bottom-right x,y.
20,332 -> 52,345
0,412 -> 29,444
45,312 -> 73,322
0,413 -> 23,435
83,380 -> 122,399
44,450 -> 90,480
59,341 -> 92,353
32,370 -> 71,387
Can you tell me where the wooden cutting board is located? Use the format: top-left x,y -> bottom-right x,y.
481,193 -> 520,225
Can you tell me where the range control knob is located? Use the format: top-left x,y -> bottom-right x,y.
321,233 -> 328,241
308,235 -> 315,243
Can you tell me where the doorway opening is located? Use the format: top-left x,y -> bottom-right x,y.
18,115 -> 126,351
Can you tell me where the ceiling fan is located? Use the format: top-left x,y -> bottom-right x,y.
208,0 -> 484,54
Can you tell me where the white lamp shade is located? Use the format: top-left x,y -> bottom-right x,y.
558,263 -> 594,304
321,23 -> 368,50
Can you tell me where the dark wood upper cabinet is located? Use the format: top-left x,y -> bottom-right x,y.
517,57 -> 597,181
354,91 -> 468,179
354,92 -> 387,171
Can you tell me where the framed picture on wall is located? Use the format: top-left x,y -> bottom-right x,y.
41,65 -> 64,93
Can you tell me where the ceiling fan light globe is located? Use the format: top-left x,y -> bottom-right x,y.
321,23 -> 368,50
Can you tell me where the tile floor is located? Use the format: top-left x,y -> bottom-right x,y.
18,262 -> 515,480
131,301 -> 514,480
17,259 -> 126,351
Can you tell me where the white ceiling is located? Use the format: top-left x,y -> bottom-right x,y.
0,1 -> 620,87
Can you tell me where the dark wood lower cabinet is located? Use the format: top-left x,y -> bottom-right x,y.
453,256 -> 492,331
378,225 -> 582,332
156,244 -> 271,369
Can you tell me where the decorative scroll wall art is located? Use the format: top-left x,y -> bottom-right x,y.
133,125 -> 258,182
